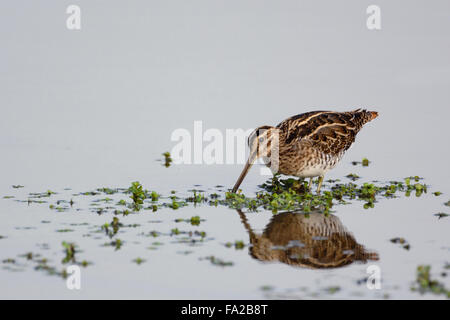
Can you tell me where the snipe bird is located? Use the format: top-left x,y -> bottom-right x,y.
231,109 -> 378,193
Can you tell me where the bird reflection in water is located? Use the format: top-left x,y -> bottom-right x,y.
236,209 -> 379,269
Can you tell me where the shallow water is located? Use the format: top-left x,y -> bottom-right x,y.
1,1 -> 449,299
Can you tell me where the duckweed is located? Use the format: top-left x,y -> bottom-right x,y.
411,265 -> 450,298
128,181 -> 146,211
61,241 -> 76,264
434,212 -> 448,219
390,237 -> 411,250
133,257 -> 146,265
202,256 -> 233,267
162,152 -> 172,168
225,240 -> 245,250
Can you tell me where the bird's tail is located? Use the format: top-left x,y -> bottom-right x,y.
368,110 -> 378,121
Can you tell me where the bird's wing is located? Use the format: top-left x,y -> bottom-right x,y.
278,111 -> 364,156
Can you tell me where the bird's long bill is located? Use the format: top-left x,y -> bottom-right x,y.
231,154 -> 255,193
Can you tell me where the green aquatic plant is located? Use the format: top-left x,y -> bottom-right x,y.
162,152 -> 172,168
170,199 -> 180,209
97,187 -> 119,195
117,199 -> 127,206
151,191 -> 159,202
187,190 -> 205,204
346,173 -> 360,181
190,216 -> 201,225
2,258 -> 16,264
202,256 -> 233,267
176,216 -> 204,225
351,158 -> 370,167
61,241 -> 76,264
411,265 -> 450,298
167,193 -> 187,210
112,239 -> 123,250
218,174 -> 432,213
390,237 -> 410,250
101,217 -> 122,238
325,286 -> 341,294
225,240 -> 245,250
434,212 -> 448,219
133,257 -> 146,265
128,181 -> 146,211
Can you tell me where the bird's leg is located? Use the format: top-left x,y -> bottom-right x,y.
308,177 -> 313,192
316,175 -> 324,194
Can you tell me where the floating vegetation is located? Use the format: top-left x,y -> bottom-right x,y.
103,238 -> 123,250
346,173 -> 360,181
444,200 -> 450,207
151,191 -> 159,202
225,240 -> 245,250
133,257 -> 146,265
128,181 -> 147,211
97,187 -> 120,195
175,216 -> 204,226
1,163 -> 446,297
162,152 -> 172,168
117,199 -> 127,206
2,258 -> 16,264
49,204 -> 69,212
2,173 -> 436,217
219,175 -> 429,213
434,213 -> 449,219
201,256 -> 233,267
351,158 -> 370,167
390,237 -> 411,250
12,185 -> 24,189
190,216 -> 201,225
61,241 -> 76,264
325,286 -> 341,294
186,190 -> 206,204
101,217 -> 123,238
411,265 -> 450,298
60,242 -> 90,267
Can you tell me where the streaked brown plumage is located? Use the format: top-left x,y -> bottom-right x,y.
232,109 -> 378,193
236,209 -> 379,269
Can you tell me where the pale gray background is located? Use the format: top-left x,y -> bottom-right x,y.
1,0 -> 449,191
0,1 -> 449,299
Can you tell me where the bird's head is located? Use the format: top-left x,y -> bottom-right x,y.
231,125 -> 279,193
247,125 -> 280,161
